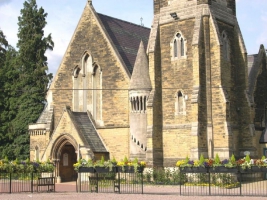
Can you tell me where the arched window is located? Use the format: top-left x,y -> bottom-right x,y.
181,38 -> 184,56
92,64 -> 102,122
222,31 -> 230,61
175,91 -> 186,115
144,96 -> 147,111
35,146 -> 39,161
136,96 -> 139,111
140,96 -> 143,111
72,53 -> 102,124
171,32 -> 187,60
174,39 -> 178,57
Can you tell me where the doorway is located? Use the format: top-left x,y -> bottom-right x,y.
59,143 -> 77,182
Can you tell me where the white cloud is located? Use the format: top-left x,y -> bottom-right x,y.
0,2 -> 20,47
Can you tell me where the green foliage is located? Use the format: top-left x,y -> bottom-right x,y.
245,154 -> 251,163
123,156 -> 128,163
214,154 -> 221,164
145,168 -> 186,185
111,157 -> 117,164
185,155 -> 189,163
0,158 -> 54,173
262,155 -> 266,160
199,154 -> 205,165
230,154 -> 236,163
133,157 -> 138,163
0,0 -> 53,159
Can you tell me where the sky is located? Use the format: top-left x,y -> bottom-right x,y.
0,0 -> 266,75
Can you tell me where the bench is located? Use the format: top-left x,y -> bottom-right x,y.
89,174 -> 120,193
37,177 -> 55,192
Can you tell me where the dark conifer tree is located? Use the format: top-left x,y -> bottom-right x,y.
0,45 -> 19,159
7,0 -> 54,159
0,29 -> 8,141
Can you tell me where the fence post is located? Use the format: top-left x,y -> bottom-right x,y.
141,171 -> 143,194
31,173 -> 33,193
179,170 -> 181,195
239,172 -> 242,196
9,173 -> 11,194
208,171 -> 211,196
78,172 -> 81,192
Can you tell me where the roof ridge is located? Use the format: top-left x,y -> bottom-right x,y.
97,12 -> 151,30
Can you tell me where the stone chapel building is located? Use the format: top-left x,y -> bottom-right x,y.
29,0 -> 267,182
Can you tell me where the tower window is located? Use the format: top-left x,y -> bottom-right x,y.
222,31 -> 230,61
171,32 -> 187,60
175,91 -> 186,115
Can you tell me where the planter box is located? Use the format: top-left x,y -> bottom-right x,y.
239,166 -> 263,173
95,167 -> 116,173
209,166 -> 238,173
78,167 -> 95,173
261,167 -> 267,172
179,167 -> 207,173
117,166 -> 144,173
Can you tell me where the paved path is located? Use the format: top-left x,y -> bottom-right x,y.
1,182 -> 267,200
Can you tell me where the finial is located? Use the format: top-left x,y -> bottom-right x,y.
140,17 -> 144,26
88,0 -> 92,5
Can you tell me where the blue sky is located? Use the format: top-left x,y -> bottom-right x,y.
0,0 -> 266,75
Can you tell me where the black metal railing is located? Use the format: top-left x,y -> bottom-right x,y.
0,172 -> 54,194
179,167 -> 267,196
77,168 -> 143,194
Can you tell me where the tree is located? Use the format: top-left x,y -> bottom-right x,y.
0,29 -> 9,145
3,0 -> 53,159
0,30 -> 21,158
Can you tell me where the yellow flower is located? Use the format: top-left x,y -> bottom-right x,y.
117,161 -> 125,166
176,160 -> 186,167
194,160 -> 200,166
140,161 -> 146,166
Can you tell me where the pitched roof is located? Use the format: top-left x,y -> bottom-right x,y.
97,13 -> 150,74
70,111 -> 107,153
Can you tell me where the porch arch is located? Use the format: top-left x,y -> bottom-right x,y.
51,134 -> 78,182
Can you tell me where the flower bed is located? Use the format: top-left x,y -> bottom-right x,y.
176,154 -> 267,172
74,156 -> 146,173
0,157 -> 55,173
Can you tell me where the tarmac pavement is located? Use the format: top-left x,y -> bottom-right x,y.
0,182 -> 266,200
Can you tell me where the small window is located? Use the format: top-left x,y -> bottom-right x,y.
175,90 -> 186,115
35,146 -> 39,161
171,32 -> 187,60
222,31 -> 230,61
174,39 -> 178,57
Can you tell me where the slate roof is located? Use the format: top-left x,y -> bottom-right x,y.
70,112 -> 107,153
129,41 -> 152,90
37,105 -> 53,124
97,13 -> 150,74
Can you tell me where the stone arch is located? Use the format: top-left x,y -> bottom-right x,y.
50,134 -> 78,182
50,134 -> 78,160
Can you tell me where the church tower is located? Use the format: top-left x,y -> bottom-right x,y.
129,41 -> 152,160
147,0 -> 256,166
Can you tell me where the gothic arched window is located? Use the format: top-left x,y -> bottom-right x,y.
171,32 -> 187,60
175,91 -> 186,115
92,64 -> 102,122
222,31 -> 230,61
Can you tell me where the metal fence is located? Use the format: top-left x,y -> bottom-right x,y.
179,169 -> 267,196
77,171 -> 143,194
0,172 -> 54,193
